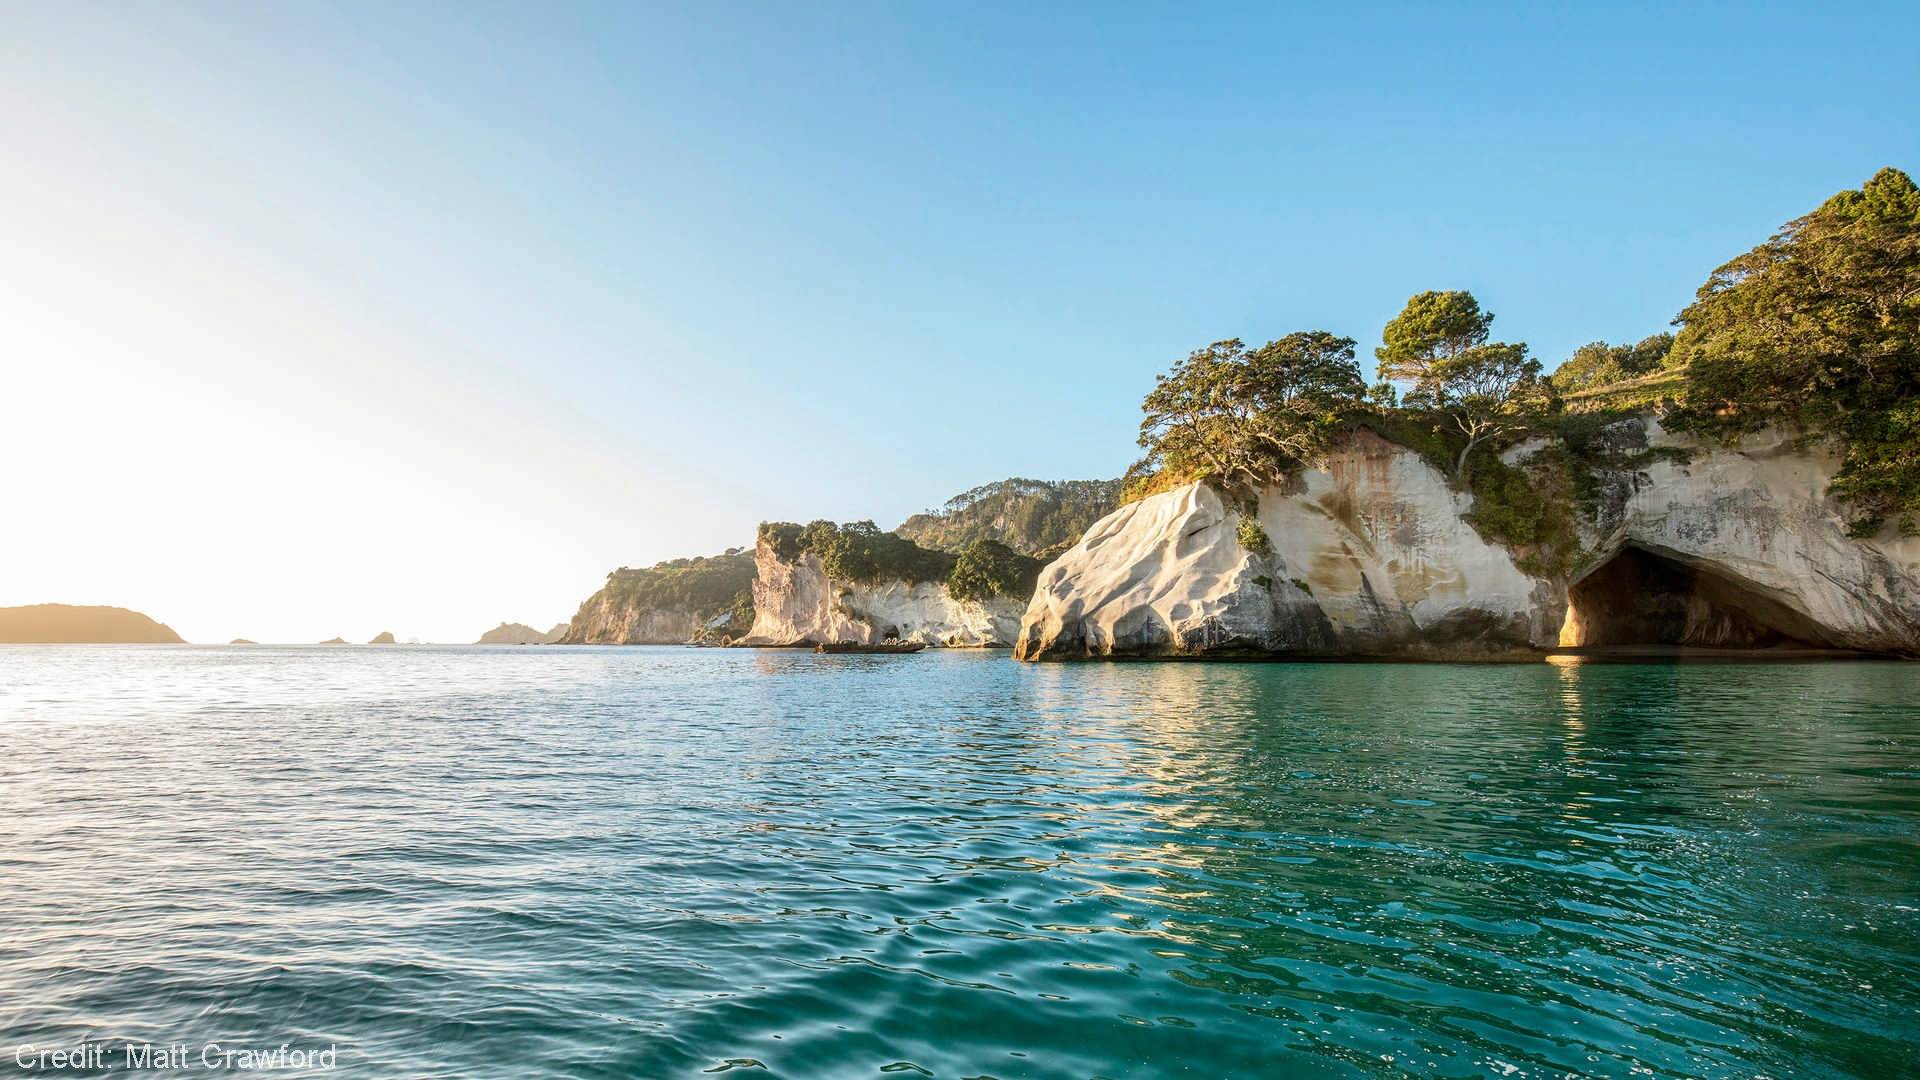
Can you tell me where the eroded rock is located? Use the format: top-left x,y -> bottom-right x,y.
1016,423 -> 1920,660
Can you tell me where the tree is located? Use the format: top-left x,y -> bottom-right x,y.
1551,333 -> 1675,394
1624,332 -> 1676,375
1670,166 -> 1920,532
1375,290 -> 1494,386
1245,331 -> 1368,410
1135,332 -> 1365,493
1429,343 -> 1554,482
946,539 -> 1043,603
1378,291 -> 1550,483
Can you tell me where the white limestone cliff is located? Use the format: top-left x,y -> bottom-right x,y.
556,598 -> 707,645
1563,418 -> 1920,653
741,544 -> 1024,647
1015,430 -> 1556,660
1015,423 -> 1920,660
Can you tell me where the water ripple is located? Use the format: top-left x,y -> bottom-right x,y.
1,645 -> 1916,1078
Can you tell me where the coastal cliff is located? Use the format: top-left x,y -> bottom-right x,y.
740,524 -> 1029,647
1014,420 -> 1920,660
560,603 -> 706,644
557,550 -> 756,644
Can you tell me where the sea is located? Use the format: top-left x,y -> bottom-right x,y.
1,645 -> 1916,1078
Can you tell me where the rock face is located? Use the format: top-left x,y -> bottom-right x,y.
1564,418 -> 1920,654
741,541 -> 1026,647
0,604 -> 184,644
559,600 -> 706,644
1016,431 -> 1555,660
476,622 -> 567,645
1015,422 -> 1920,660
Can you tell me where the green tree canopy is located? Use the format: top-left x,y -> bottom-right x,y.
1378,291 -> 1552,482
1375,290 -> 1494,385
1133,332 -> 1364,494
895,478 -> 1122,557
1670,166 -> 1920,532
759,519 -> 956,584
946,539 -> 1044,603
1550,333 -> 1675,394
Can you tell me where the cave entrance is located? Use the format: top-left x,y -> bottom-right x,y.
1559,544 -> 1833,651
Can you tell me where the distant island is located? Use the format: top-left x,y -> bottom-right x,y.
0,604 -> 184,644
319,637 -> 349,645
230,638 -> 257,645
369,631 -> 397,644
477,622 -> 567,645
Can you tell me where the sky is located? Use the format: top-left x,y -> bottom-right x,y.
1,2 -> 1915,643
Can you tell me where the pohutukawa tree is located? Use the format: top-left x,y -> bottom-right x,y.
1376,290 -> 1552,483
1135,332 -> 1365,493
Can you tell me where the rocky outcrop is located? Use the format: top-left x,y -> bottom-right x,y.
368,631 -> 397,645
0,604 -> 185,644
741,541 -> 1025,647
558,601 -> 705,644
1016,431 -> 1555,660
1015,422 -> 1920,660
476,622 -> 567,645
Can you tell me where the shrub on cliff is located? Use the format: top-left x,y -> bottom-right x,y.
946,539 -> 1044,603
1667,166 -> 1920,534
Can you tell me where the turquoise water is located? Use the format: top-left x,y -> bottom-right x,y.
1,646 -> 1916,1078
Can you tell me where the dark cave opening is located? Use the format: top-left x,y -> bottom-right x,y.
1559,545 -> 1833,650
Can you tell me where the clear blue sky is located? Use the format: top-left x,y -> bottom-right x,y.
2,3 -> 1915,640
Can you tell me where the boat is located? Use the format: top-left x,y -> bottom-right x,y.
815,641 -> 927,654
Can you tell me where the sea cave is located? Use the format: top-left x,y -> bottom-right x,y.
1558,544 -> 1837,652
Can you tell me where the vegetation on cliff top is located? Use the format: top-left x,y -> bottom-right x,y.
1129,332 -> 1364,502
1550,334 -> 1677,395
759,520 -> 956,586
1667,166 -> 1920,534
1123,165 -> 1919,553
896,478 -> 1121,558
759,520 -> 1042,602
946,540 -> 1046,603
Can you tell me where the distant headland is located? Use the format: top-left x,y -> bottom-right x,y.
0,604 -> 184,644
